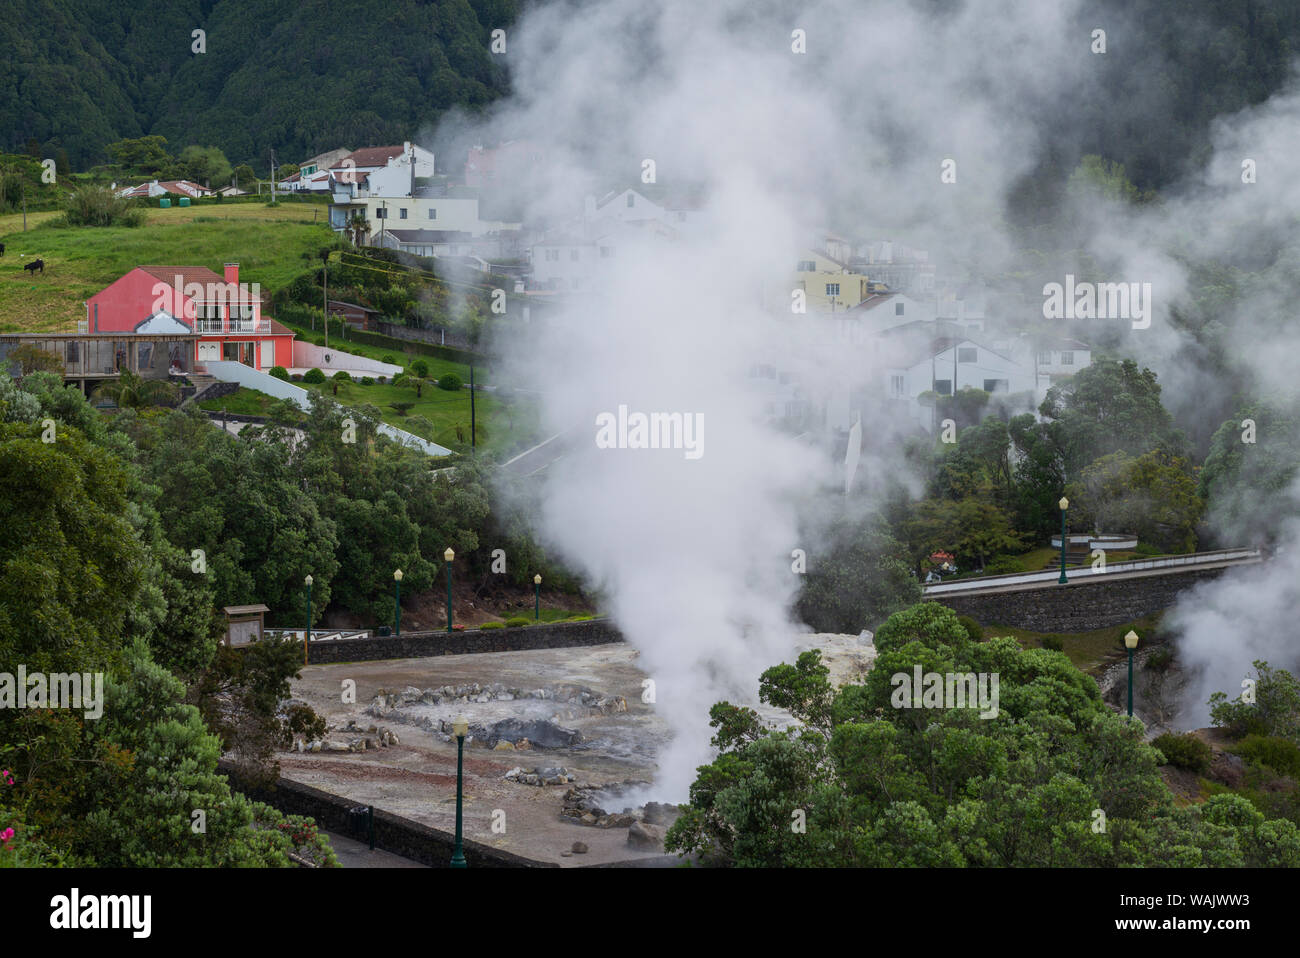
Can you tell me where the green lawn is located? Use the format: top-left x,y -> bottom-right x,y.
983,612 -> 1164,674
0,204 -> 332,333
197,386 -> 301,419
303,376 -> 532,451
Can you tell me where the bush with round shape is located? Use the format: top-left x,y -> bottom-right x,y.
410,358 -> 429,379
504,616 -> 530,628
361,377 -> 375,386
479,621 -> 505,630
1152,733 -> 1212,774
956,615 -> 983,643
332,370 -> 352,382
268,365 -> 290,381
302,368 -> 326,384
1040,635 -> 1064,651
438,373 -> 462,392
381,355 -> 396,365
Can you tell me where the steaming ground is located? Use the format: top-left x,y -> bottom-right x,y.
283,634 -> 873,861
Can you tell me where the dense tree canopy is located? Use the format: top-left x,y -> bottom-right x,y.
666,603 -> 1300,867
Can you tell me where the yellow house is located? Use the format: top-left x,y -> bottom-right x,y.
789,249 -> 884,313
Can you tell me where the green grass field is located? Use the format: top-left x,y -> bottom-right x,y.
303,376 -> 532,451
984,612 -> 1164,674
0,203 -> 331,333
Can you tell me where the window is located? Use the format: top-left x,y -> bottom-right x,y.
626,194 -> 634,208
957,347 -> 977,363
428,208 -> 437,220
1060,351 -> 1074,365
399,208 -> 408,219
934,379 -> 952,396
375,208 -> 387,219
797,260 -> 816,272
895,302 -> 904,316
1037,351 -> 1051,364
66,341 -> 79,363
825,283 -> 840,296
890,374 -> 904,396
545,249 -> 559,261
983,379 -> 1009,393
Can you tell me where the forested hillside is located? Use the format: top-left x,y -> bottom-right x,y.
1,0 -> 518,171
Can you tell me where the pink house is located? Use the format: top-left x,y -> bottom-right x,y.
85,263 -> 296,373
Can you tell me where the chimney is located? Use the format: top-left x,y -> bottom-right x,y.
224,263 -> 239,286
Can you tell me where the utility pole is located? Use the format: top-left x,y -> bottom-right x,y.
470,363 -> 476,449
270,149 -> 277,204
322,253 -> 328,346
22,183 -> 27,231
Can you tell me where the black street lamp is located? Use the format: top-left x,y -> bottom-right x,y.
444,547 -> 455,633
1125,630 -> 1139,718
533,573 -> 541,621
304,574 -> 313,666
1058,496 -> 1070,584
393,568 -> 403,637
451,715 -> 468,868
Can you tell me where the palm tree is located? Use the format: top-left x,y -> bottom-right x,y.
347,211 -> 371,247
90,369 -> 178,410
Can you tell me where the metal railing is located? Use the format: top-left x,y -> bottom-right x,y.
922,548 -> 1263,596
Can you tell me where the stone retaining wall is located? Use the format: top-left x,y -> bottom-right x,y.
220,761 -> 553,868
933,566 -> 1233,632
304,618 -> 623,664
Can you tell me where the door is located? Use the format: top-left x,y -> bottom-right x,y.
261,339 -> 273,368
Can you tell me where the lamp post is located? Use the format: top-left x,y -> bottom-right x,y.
1058,496 -> 1070,584
451,715 -> 468,868
533,574 -> 541,621
304,574 -> 313,666
393,568 -> 403,637
444,547 -> 455,633
1124,630 -> 1139,718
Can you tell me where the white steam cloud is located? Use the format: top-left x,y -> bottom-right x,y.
423,0 -> 1300,789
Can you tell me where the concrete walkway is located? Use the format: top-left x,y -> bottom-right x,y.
322,830 -> 428,868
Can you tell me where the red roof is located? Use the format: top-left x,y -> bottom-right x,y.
333,145 -> 406,170
137,266 -> 264,303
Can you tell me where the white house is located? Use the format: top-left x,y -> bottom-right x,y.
880,333 -> 1037,430
528,218 -> 679,291
328,143 -> 436,200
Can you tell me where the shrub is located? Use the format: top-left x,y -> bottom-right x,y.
479,621 -> 505,630
410,358 -> 430,379
1153,733 -> 1212,774
268,366 -> 290,381
1231,735 -> 1300,779
956,615 -> 983,643
291,373 -> 303,381
1145,647 -> 1174,672
332,370 -> 352,382
302,368 -> 326,384
381,355 -> 396,365
984,555 -> 1026,575
361,377 -> 375,386
389,402 -> 414,416
438,373 -> 462,392
64,185 -> 145,227
1040,635 -> 1064,651
376,376 -> 387,384
391,373 -> 408,387
504,616 -> 530,628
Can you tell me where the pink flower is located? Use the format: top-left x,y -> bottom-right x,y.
0,828 -> 14,843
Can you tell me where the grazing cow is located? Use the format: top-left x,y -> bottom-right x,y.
23,258 -> 43,275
